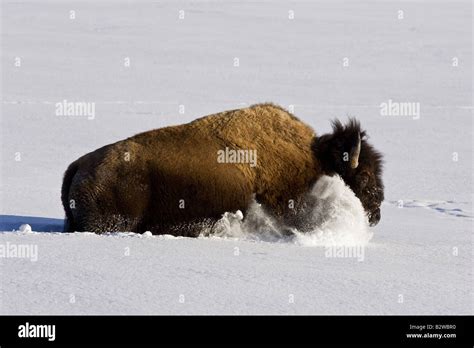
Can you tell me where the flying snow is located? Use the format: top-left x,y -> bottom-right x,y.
208,175 -> 372,246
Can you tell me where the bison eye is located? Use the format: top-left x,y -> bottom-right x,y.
359,172 -> 370,188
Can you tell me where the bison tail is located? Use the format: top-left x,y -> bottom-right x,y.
61,162 -> 79,232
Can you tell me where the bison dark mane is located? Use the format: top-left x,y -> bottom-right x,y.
312,118 -> 384,225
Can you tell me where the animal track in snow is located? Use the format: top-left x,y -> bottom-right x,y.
389,200 -> 472,219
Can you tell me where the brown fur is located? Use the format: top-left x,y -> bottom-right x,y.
61,103 -> 383,235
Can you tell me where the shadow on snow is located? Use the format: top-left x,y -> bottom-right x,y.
0,215 -> 64,232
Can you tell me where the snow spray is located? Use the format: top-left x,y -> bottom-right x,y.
208,175 -> 373,246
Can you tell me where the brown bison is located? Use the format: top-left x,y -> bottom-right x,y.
61,103 -> 383,236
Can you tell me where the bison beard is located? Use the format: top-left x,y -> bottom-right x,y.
61,103 -> 384,236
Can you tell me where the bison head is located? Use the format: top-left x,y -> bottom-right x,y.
312,119 -> 384,226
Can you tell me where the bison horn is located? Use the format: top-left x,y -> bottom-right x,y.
350,133 -> 361,169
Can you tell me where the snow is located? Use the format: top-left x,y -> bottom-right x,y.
0,0 -> 472,314
0,204 -> 471,314
18,224 -> 32,234
212,175 -> 373,247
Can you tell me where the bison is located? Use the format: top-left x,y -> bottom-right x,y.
61,103 -> 383,236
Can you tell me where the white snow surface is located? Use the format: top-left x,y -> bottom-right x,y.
0,0 -> 472,314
